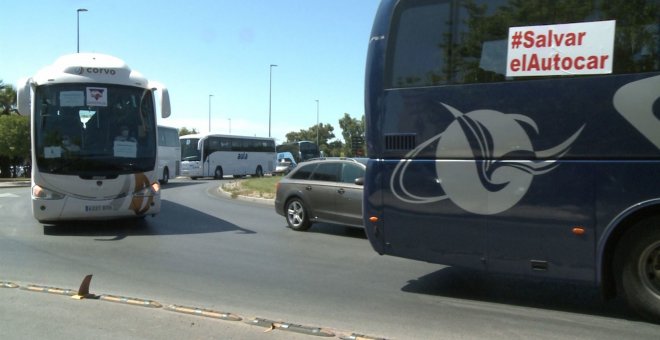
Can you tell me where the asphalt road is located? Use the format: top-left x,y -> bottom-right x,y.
1,178 -> 660,339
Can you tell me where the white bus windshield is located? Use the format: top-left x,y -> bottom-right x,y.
34,83 -> 157,176
181,138 -> 201,162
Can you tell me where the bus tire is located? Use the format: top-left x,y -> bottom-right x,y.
159,168 -> 169,185
254,166 -> 264,178
615,219 -> 660,322
214,167 -> 223,180
285,198 -> 311,231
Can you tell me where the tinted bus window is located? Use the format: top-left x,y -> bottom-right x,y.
386,0 -> 660,88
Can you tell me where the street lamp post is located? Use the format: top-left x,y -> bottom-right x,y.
228,118 -> 231,134
315,99 -> 320,146
76,8 -> 88,53
268,64 -> 278,138
208,94 -> 213,133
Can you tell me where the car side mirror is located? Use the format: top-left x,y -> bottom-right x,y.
354,177 -> 364,186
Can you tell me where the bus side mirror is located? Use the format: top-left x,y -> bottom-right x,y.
16,78 -> 31,116
150,81 -> 171,118
355,177 -> 364,186
160,87 -> 171,118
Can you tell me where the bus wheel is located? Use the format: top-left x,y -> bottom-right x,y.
285,198 -> 311,231
214,167 -> 223,180
159,168 -> 169,185
615,219 -> 660,322
254,166 -> 264,178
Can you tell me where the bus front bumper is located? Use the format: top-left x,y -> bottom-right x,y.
32,192 -> 161,223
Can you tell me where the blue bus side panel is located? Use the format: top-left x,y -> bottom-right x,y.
364,73 -> 660,282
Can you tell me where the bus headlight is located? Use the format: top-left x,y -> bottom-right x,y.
134,182 -> 160,197
32,185 -> 65,200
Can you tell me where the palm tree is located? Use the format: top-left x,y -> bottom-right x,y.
0,80 -> 17,116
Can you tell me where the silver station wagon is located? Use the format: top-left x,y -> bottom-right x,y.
274,158 -> 366,231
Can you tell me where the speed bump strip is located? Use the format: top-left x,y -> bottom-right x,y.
247,317 -> 335,337
166,305 -> 242,321
340,333 -> 388,340
99,294 -> 162,308
23,284 -> 77,296
1,281 -> 19,288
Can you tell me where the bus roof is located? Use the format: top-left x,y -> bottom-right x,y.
30,53 -> 149,88
179,133 -> 274,141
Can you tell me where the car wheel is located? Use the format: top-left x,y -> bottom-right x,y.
615,219 -> 660,322
286,198 -> 311,231
159,168 -> 169,185
214,167 -> 223,180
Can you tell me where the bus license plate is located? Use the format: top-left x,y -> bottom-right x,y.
85,205 -> 113,212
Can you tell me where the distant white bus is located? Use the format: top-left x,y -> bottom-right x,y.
180,133 -> 276,179
157,125 -> 180,184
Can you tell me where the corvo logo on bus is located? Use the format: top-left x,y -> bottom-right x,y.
237,152 -> 248,160
79,67 -> 117,75
391,103 -> 584,215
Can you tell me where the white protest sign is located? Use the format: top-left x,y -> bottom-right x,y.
506,20 -> 615,77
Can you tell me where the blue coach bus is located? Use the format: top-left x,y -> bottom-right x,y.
363,0 -> 660,321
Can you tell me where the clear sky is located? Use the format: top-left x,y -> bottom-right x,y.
0,0 -> 381,143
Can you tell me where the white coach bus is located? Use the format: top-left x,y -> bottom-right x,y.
16,53 -> 171,223
157,125 -> 181,184
180,133 -> 276,179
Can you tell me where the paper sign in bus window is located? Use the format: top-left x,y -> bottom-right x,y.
60,91 -> 84,107
44,146 -> 62,159
86,87 -> 108,106
506,20 -> 615,77
114,141 -> 137,158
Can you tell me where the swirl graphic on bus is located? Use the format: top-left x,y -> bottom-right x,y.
391,103 -> 584,215
613,75 -> 660,149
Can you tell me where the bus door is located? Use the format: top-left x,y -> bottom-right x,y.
202,139 -> 212,177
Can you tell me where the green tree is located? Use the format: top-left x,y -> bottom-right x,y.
0,81 -> 25,177
178,127 -> 198,136
285,123 -> 335,147
338,113 -> 365,157
0,80 -> 17,116
0,115 -> 30,177
324,140 -> 344,157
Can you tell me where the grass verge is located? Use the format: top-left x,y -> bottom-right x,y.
222,176 -> 280,199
